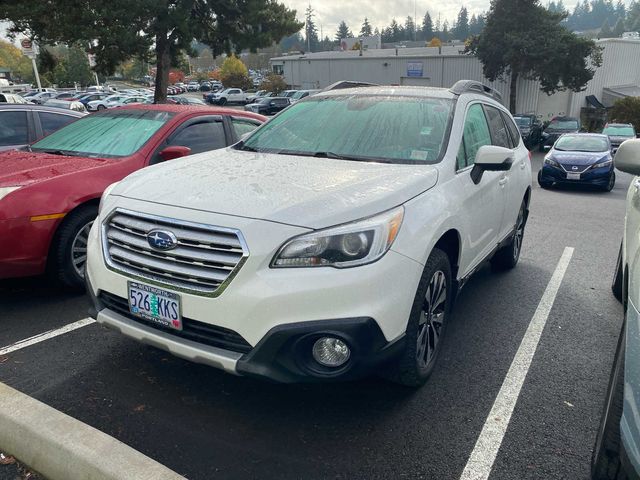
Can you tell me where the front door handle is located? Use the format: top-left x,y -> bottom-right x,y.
499,176 -> 508,186
520,160 -> 526,170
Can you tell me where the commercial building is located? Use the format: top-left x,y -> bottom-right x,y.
270,38 -> 640,120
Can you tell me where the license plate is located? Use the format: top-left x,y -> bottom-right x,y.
566,172 -> 581,180
128,282 -> 182,330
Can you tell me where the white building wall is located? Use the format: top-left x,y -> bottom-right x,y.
568,39 -> 640,116
272,39 -> 640,116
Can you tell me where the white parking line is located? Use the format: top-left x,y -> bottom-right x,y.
0,318 -> 95,356
459,246 -> 574,480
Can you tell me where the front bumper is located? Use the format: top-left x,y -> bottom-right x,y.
86,200 -> 423,382
538,164 -> 613,186
0,217 -> 59,279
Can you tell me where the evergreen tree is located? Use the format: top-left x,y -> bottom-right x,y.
422,12 -> 434,41
454,6 -> 470,39
405,16 -> 416,41
360,18 -> 373,37
335,21 -> 352,41
304,5 -> 320,52
615,0 -> 627,21
600,18 -> 613,36
613,16 -> 626,35
389,18 -> 401,42
467,0 -> 602,112
442,20 -> 450,41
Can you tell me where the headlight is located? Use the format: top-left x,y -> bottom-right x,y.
0,186 -> 21,201
592,158 -> 613,169
98,182 -> 119,214
544,156 -> 560,168
272,206 -> 404,268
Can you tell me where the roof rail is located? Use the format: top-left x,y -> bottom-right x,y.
449,80 -> 502,102
322,80 -> 380,92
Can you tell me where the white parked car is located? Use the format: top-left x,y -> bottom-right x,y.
86,95 -> 132,111
594,139 -> 640,479
86,81 -> 532,386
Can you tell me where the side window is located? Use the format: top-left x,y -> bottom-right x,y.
0,111 -> 29,146
39,112 -> 77,136
168,120 -> 227,155
231,118 -> 260,137
484,105 -> 511,148
456,104 -> 491,170
501,111 -> 522,148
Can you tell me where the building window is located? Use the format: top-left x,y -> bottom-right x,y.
272,65 -> 283,75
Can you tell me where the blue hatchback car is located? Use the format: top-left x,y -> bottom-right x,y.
537,133 -> 615,191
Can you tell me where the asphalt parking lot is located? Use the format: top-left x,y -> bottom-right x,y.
0,152 -> 627,480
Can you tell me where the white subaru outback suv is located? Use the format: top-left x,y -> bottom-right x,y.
86,81 -> 532,386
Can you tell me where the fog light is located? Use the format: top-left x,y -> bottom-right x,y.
312,337 -> 351,367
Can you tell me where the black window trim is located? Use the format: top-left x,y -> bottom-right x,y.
150,114 -> 229,165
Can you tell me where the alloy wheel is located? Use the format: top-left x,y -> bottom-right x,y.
417,270 -> 447,369
71,220 -> 93,279
513,206 -> 525,261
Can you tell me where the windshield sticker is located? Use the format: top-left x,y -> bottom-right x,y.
410,150 -> 429,161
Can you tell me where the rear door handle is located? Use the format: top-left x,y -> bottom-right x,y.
499,176 -> 508,186
520,160 -> 526,170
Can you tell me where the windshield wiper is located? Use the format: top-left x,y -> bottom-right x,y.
235,141 -> 258,152
37,149 -> 77,156
312,151 -> 394,164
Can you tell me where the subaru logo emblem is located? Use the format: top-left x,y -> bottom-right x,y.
147,229 -> 177,250
571,166 -> 578,171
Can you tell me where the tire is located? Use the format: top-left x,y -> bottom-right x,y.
387,248 -> 452,387
538,170 -> 552,189
48,205 -> 97,289
603,172 -> 616,192
491,199 -> 527,271
591,326 -> 626,480
97,105 -> 106,110
219,98 -> 227,105
612,242 -> 623,303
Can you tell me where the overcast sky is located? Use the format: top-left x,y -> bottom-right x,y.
280,0 -> 634,37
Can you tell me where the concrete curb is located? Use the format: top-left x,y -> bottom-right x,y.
0,382 -> 186,480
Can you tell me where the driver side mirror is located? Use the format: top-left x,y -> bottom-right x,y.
471,145 -> 514,184
159,145 -> 191,161
615,139 -> 640,176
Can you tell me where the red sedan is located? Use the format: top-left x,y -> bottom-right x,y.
0,104 -> 266,287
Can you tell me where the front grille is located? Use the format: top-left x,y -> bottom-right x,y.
102,209 -> 247,295
561,164 -> 590,173
99,291 -> 252,354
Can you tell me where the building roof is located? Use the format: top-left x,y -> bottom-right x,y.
603,84 -> 640,97
271,45 -> 467,61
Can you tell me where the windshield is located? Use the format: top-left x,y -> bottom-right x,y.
514,116 -> 532,127
292,91 -> 308,100
31,109 -> 174,157
548,119 -> 579,130
554,135 -> 609,152
603,125 -> 635,136
240,95 -> 454,164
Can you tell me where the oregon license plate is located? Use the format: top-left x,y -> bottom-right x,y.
566,172 -> 581,180
128,282 -> 182,330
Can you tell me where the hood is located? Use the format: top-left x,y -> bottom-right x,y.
608,135 -> 632,144
0,149 -> 109,187
550,150 -> 609,165
113,149 -> 439,229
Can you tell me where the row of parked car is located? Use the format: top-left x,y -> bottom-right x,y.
514,113 -> 637,154
202,88 -> 320,115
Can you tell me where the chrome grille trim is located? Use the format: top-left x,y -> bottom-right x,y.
560,164 -> 590,173
101,208 -> 249,296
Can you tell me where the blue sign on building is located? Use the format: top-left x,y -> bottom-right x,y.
407,61 -> 423,77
